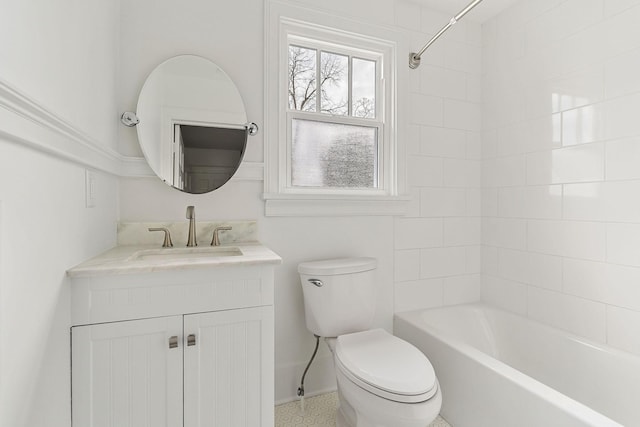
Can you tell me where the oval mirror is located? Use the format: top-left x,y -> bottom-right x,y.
136,55 -> 252,194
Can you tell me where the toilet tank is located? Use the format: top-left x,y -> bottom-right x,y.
298,257 -> 377,338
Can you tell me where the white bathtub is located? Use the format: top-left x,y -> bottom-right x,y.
394,303 -> 640,427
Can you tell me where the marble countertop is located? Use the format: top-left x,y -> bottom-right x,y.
67,242 -> 282,278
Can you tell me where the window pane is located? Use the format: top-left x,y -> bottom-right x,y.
288,46 -> 317,112
320,52 -> 348,116
352,58 -> 376,118
291,119 -> 378,188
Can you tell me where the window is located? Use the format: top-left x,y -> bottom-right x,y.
287,41 -> 381,190
265,2 -> 408,216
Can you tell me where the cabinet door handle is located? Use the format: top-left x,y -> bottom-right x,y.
168,336 -> 178,349
187,334 -> 196,346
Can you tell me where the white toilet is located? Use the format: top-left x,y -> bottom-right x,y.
298,257 -> 442,427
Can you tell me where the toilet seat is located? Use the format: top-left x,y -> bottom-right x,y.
335,329 -> 438,403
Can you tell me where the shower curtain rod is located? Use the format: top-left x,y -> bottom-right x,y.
409,0 -> 484,69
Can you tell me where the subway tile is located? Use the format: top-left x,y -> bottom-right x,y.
498,186 -> 526,218
394,0 -> 421,30
394,279 -> 443,312
483,155 -> 526,187
482,245 -> 499,276
527,287 -> 606,343
394,217 -> 442,249
498,248 -> 528,284
563,183 -> 606,221
603,93 -> 640,140
410,93 -> 443,126
604,47 -> 640,99
605,137 -> 640,181
466,189 -> 481,217
407,155 -> 443,187
443,158 -> 481,188
419,246 -> 467,279
420,187 -> 466,217
420,65 -> 467,100
443,99 -> 482,131
394,249 -> 420,282
562,104 -> 605,146
603,264 -> 640,312
482,217 -> 527,250
603,4 -> 640,58
443,42 -> 482,74
605,180 -> 640,223
420,126 -> 466,158
466,245 -> 482,274
562,221 -> 606,261
526,252 -> 563,292
563,258 -> 606,301
552,144 -> 605,184
497,122 -> 527,157
444,274 -> 481,305
481,276 -> 528,315
607,305 -> 640,357
549,66 -> 604,113
521,114 -> 562,153
607,223 -> 640,267
481,188 -> 498,217
466,131 -> 482,160
526,185 -> 562,219
527,220 -> 564,256
443,217 -> 481,246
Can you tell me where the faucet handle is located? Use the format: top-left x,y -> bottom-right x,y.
186,205 -> 195,219
148,227 -> 173,248
211,226 -> 232,246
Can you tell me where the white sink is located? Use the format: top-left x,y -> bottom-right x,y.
128,246 -> 243,261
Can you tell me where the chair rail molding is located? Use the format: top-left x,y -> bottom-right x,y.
0,78 -> 264,181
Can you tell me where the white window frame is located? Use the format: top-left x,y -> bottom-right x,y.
264,1 -> 409,216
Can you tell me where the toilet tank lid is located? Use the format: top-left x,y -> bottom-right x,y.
298,257 -> 377,275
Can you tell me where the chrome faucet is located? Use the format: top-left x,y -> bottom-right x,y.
211,226 -> 232,246
186,206 -> 197,247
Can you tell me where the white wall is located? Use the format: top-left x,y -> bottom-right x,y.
0,1 -> 120,426
482,0 -> 640,356
117,0 -> 482,403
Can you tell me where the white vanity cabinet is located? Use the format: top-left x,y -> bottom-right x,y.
68,251 -> 279,427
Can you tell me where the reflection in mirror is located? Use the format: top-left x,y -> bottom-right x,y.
135,55 -> 251,194
173,124 -> 246,194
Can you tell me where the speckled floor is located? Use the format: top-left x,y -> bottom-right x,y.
275,392 -> 452,427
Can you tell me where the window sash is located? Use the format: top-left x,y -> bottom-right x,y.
287,38 -> 383,121
285,110 -> 385,195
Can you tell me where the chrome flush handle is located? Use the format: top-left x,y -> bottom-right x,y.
308,279 -> 323,287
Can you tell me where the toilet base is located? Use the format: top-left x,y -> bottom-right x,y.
334,367 -> 441,427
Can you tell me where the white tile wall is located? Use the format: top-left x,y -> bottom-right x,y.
394,0 -> 483,313
483,0 -> 640,357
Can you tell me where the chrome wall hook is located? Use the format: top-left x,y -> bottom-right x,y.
120,112 -> 140,127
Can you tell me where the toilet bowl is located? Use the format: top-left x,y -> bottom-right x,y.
330,329 -> 441,427
298,258 -> 442,427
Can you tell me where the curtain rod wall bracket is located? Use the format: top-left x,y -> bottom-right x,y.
409,0 -> 483,69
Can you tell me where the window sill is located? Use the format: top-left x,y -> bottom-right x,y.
263,193 -> 410,217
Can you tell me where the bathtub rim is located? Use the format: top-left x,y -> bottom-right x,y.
394,303 -> 624,427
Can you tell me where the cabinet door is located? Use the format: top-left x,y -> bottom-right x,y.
184,306 -> 274,427
72,316 -> 183,427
